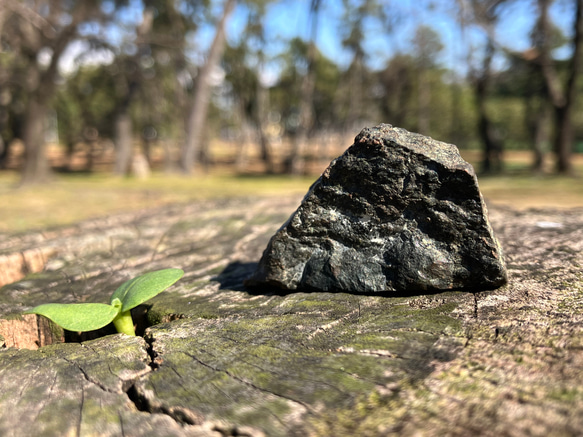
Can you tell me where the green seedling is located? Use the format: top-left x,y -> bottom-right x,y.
24,268 -> 184,336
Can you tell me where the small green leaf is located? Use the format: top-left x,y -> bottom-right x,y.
24,303 -> 119,332
110,268 -> 184,312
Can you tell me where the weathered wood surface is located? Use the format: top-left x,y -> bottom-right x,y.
1,196 -> 582,436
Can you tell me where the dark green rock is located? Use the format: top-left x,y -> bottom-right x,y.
246,124 -> 507,293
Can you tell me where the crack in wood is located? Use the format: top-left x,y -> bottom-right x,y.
62,357 -> 118,394
121,336 -> 205,428
182,350 -> 316,416
124,379 -> 204,427
77,386 -> 84,437
143,335 -> 161,371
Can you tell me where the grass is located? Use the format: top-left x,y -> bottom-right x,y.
478,174 -> 583,210
1,150 -> 583,234
0,170 -> 314,233
461,149 -> 583,209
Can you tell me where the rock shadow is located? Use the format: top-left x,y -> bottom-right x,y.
214,260 -> 472,298
213,261 -> 259,292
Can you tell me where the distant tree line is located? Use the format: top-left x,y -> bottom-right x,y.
0,0 -> 582,185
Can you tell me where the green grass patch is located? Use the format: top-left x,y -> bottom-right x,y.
0,171 -> 313,233
478,175 -> 583,210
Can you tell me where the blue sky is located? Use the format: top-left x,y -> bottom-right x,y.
245,0 -> 577,73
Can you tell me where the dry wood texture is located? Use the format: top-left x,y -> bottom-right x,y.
0,197 -> 582,436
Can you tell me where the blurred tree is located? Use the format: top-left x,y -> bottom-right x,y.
146,0 -> 192,172
181,0 -> 237,174
53,0 -> 193,175
474,39 -> 505,173
223,42 -> 258,170
124,0 -> 196,173
531,0 -> 583,174
339,0 -> 383,134
521,6 -> 566,171
0,7 -> 10,168
465,0 -> 583,173
272,38 -> 341,134
112,7 -> 155,176
413,25 -> 443,135
55,65 -> 118,170
223,0 -> 275,173
378,54 -> 417,131
285,0 -> 321,175
0,65 -> 24,169
495,54 -> 552,171
464,0 -> 507,174
0,0 -> 126,185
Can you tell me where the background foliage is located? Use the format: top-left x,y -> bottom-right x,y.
0,0 -> 582,185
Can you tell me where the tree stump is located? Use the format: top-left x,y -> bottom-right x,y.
1,197 -> 582,436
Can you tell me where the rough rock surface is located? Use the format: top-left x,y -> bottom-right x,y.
246,124 -> 507,294
1,197 -> 583,436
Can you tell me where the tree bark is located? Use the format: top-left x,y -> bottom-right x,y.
113,7 -> 155,177
0,136 -> 7,168
113,111 -> 133,176
474,40 -> 503,174
15,2 -> 92,185
181,0 -> 236,174
235,103 -> 252,171
255,77 -> 275,173
20,99 -> 51,185
531,104 -> 550,173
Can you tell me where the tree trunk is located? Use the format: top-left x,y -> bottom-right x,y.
553,105 -> 574,173
113,112 -> 133,176
20,99 -> 51,185
347,53 -> 364,133
236,111 -> 253,172
288,0 -> 320,176
16,5 -> 84,186
535,0 -> 583,174
474,41 -> 503,174
289,57 -> 315,176
181,0 -> 236,174
476,86 -> 503,174
531,105 -> 550,173
0,136 -> 7,169
112,7 -> 155,177
0,104 -> 8,168
552,0 -> 583,174
163,140 -> 177,174
255,79 -> 275,173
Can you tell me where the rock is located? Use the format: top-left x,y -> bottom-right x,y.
245,124 -> 507,293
